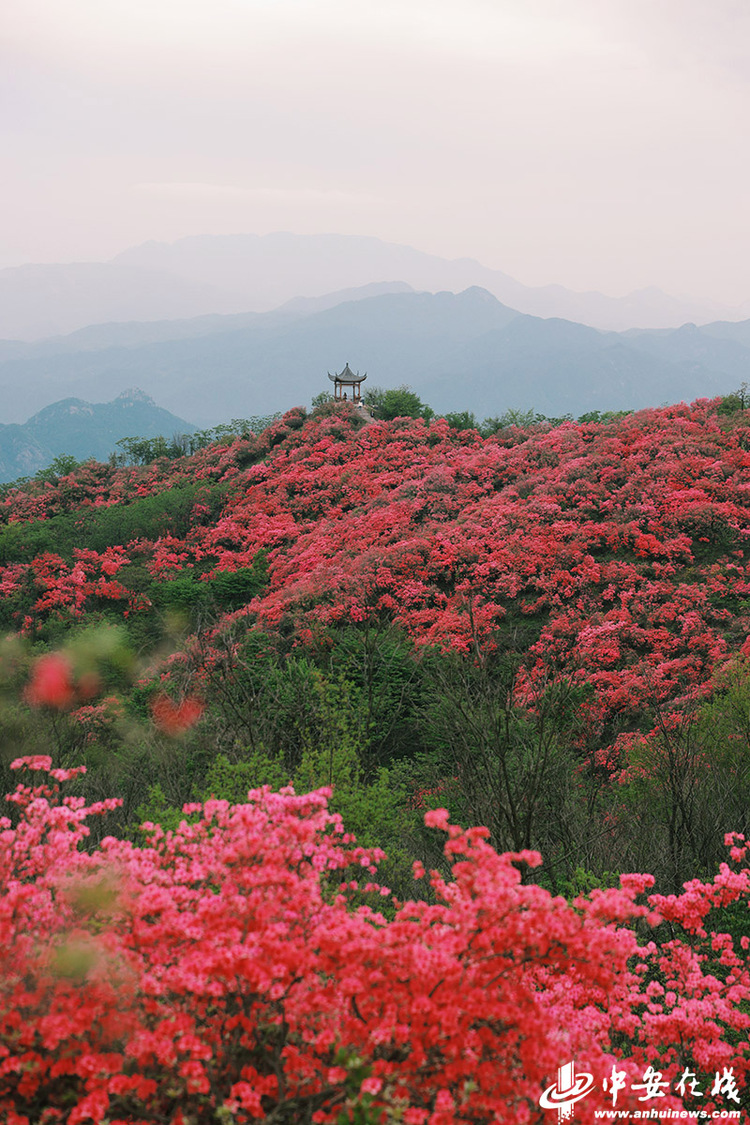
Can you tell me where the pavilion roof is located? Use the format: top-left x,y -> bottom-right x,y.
328,362 -> 367,384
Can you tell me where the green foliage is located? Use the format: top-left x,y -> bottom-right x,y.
0,455 -> 88,499
675,506 -> 739,562
311,391 -> 334,409
319,625 -> 434,769
0,625 -> 149,829
615,658 -> 750,892
291,671 -> 403,851
705,899 -> 750,951
210,556 -> 270,607
150,552 -> 269,618
364,385 -> 433,422
113,415 -> 283,465
0,409 -> 280,498
333,1048 -> 380,1125
718,383 -> 750,416
113,434 -> 189,465
135,782 -> 199,835
130,660 -> 415,895
149,575 -> 203,612
480,407 -> 548,433
0,482 -> 230,563
191,414 -> 285,446
411,644 -> 595,890
66,622 -> 135,686
200,623 -> 431,777
203,751 -> 289,799
0,518 -> 67,566
36,454 -> 85,482
86,484 -> 210,551
576,409 -> 633,424
443,410 -> 478,431
560,866 -> 618,899
480,407 -> 632,435
198,667 -> 412,890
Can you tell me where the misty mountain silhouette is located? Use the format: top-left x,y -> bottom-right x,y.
2,232 -> 745,340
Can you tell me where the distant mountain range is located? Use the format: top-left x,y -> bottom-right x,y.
0,389 -> 195,483
2,232 -> 748,340
0,286 -> 749,431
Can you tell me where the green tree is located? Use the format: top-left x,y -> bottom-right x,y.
364,385 -> 433,422
311,391 -> 334,409
443,410 -> 477,431
617,658 -> 750,892
718,382 -> 750,416
479,408 -> 546,434
417,642 -> 595,890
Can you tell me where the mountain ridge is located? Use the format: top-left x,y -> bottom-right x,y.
0,389 -> 195,483
113,231 -> 743,331
1,287 -> 748,431
2,232 -> 746,340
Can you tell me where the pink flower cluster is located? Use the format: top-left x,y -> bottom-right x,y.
2,759 -> 750,1123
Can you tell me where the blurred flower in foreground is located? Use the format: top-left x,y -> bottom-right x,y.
24,653 -> 76,709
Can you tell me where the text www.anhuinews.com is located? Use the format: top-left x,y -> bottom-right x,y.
593,1111 -> 742,1120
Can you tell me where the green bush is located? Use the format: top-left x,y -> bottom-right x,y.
150,552 -> 269,616
443,411 -> 478,431
0,483 -> 231,563
364,385 -> 433,422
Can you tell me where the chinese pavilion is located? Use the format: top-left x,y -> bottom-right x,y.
328,362 -> 367,404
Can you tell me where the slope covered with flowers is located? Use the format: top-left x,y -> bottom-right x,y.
3,399 -> 750,733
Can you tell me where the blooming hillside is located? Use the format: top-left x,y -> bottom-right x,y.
2,397 -> 750,877
4,398 -> 750,1120
3,398 -> 749,719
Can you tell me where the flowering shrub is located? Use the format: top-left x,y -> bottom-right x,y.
149,691 -> 205,735
2,758 -> 750,1123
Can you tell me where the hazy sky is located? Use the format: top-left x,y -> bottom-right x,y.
3,0 -> 750,304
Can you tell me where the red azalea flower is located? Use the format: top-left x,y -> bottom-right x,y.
150,692 -> 205,735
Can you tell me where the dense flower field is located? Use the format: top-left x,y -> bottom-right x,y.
3,398 -> 750,1120
2,399 -> 749,747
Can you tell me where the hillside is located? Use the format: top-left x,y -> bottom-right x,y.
2,395 -> 750,895
2,287 -> 750,426
0,389 -> 195,482
6,393 -> 750,1119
